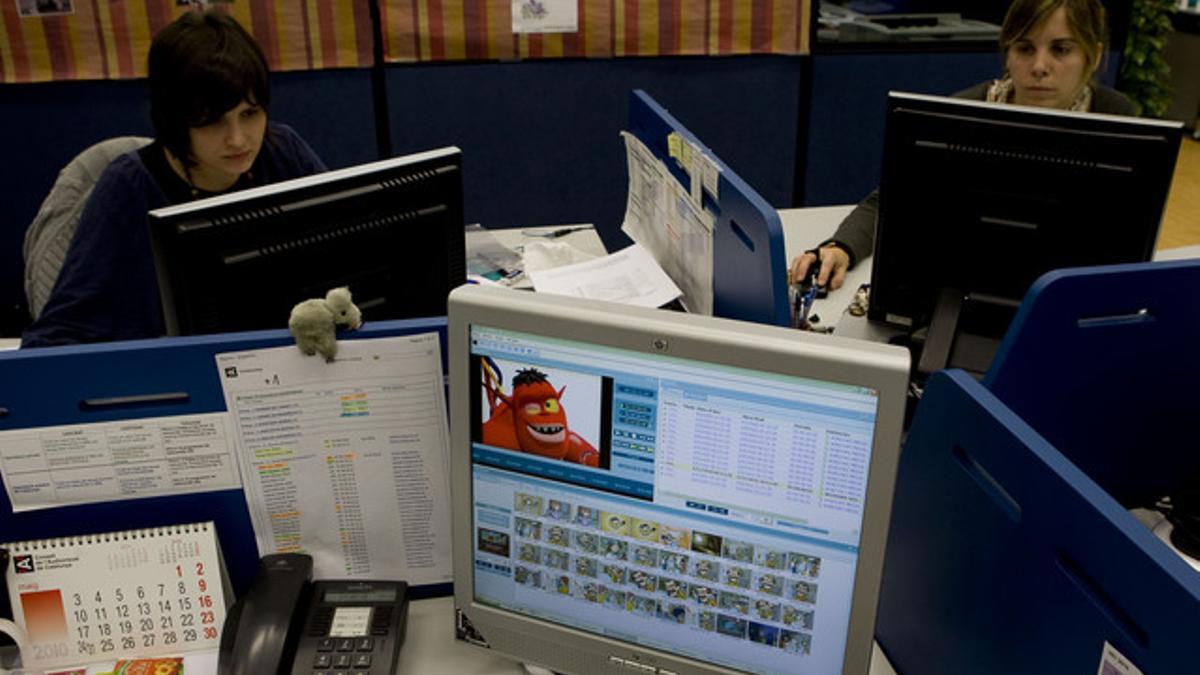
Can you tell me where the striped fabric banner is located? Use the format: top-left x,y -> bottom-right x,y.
1,0 -> 374,84
382,0 -> 809,63
1,0 -> 108,82
2,0 -> 809,82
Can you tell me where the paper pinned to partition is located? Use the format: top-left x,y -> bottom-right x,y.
216,334 -> 453,586
0,412 -> 241,512
512,0 -> 578,33
619,130 -> 715,315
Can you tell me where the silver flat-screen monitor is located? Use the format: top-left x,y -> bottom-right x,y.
448,285 -> 911,674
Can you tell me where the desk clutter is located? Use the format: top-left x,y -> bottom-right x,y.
0,319 -> 452,673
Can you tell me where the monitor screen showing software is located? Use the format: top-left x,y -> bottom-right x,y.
465,324 -> 883,673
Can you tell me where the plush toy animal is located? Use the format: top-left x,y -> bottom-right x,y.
288,286 -> 363,362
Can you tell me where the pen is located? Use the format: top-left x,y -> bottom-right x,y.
799,285 -> 818,329
521,226 -> 592,238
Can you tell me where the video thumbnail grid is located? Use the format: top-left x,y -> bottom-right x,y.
495,491 -> 823,655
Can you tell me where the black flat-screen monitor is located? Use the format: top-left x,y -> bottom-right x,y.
869,92 -> 1181,376
149,146 -> 465,336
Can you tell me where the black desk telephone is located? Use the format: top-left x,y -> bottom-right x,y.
217,553 -> 409,675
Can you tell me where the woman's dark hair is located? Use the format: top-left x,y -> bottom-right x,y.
1000,0 -> 1108,76
148,10 -> 270,167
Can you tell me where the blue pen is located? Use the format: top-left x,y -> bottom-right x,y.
799,285 -> 819,329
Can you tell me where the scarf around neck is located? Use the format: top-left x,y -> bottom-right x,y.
986,77 -> 1093,112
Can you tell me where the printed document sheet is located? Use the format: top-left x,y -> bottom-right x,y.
529,243 -> 682,308
0,413 -> 240,512
216,334 -> 453,586
620,130 -> 715,315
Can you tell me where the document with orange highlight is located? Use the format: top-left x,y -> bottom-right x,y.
214,334 -> 453,587
1,522 -> 226,671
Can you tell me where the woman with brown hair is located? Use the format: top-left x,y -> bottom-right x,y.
790,0 -> 1136,291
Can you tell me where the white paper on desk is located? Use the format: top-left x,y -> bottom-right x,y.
215,334 -> 453,586
521,240 -> 600,273
529,243 -> 682,308
0,412 -> 241,512
619,131 -> 715,315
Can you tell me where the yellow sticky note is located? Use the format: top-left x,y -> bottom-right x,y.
667,132 -> 683,161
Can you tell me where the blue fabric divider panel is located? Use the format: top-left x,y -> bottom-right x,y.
0,317 -> 448,598
804,51 -> 999,207
0,79 -> 151,329
383,56 -> 803,252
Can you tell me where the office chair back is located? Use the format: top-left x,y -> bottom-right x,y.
23,135 -> 151,319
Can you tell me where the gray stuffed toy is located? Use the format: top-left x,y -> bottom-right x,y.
288,286 -> 363,361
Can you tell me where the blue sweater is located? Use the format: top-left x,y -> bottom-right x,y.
22,123 -> 326,348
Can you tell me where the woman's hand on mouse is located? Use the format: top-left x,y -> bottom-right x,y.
789,244 -> 850,290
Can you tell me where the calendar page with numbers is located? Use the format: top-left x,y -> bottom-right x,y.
2,522 -> 228,670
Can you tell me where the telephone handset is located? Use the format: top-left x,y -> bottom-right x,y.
218,553 -> 410,675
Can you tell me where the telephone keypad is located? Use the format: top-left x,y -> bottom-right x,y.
293,580 -> 408,675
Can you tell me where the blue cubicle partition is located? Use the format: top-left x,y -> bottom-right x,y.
874,260 -> 1200,674
627,90 -> 791,327
984,259 -> 1200,507
0,318 -> 448,599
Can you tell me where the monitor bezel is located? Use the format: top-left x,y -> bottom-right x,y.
147,146 -> 464,337
149,146 -> 461,218
448,285 -> 910,675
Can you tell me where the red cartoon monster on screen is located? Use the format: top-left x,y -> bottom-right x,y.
482,367 -> 599,467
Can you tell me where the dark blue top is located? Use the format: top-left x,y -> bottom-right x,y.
21,123 -> 326,348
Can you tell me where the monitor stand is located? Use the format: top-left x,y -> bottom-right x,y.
916,288 -> 1018,380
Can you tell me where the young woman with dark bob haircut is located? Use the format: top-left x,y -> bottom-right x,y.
789,0 -> 1136,291
22,10 -> 326,348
